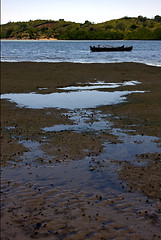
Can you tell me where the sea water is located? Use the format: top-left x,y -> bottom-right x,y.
1,40 -> 161,66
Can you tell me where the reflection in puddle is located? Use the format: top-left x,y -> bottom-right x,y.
2,80 -> 159,166
43,109 -> 161,165
2,81 -> 160,190
44,109 -> 110,132
38,87 -> 48,90
58,81 -> 141,91
2,80 -> 144,109
18,140 -> 53,165
2,90 -> 144,109
2,80 -> 159,164
5,126 -> 16,130
103,130 -> 160,162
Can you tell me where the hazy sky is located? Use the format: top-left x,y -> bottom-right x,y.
1,0 -> 161,24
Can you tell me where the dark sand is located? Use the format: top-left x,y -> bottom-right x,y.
1,62 -> 161,239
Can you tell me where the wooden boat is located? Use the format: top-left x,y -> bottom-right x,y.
90,45 -> 133,52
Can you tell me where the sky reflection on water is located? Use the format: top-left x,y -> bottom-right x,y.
2,90 -> 145,109
2,81 -> 144,109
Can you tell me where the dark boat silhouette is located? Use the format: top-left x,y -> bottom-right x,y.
90,45 -> 133,52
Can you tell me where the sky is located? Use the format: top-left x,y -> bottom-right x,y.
1,0 -> 161,24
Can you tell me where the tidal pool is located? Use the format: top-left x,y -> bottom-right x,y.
2,80 -> 144,109
43,109 -> 161,164
43,109 -> 110,132
2,90 -> 142,109
58,81 -> 141,91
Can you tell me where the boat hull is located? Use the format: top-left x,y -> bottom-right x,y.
90,46 -> 133,52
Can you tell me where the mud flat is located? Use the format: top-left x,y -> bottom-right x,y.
1,62 -> 161,239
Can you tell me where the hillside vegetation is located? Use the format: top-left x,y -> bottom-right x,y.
1,15 -> 161,40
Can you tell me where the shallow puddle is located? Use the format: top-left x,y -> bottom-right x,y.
43,108 -> 161,165
18,140 -> 53,165
43,109 -> 110,132
2,90 -> 145,109
2,80 -> 144,109
102,130 -> 160,163
58,80 -> 141,91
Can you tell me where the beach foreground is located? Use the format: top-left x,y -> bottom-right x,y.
1,62 -> 161,239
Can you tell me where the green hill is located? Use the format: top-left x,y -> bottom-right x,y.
1,15 -> 161,40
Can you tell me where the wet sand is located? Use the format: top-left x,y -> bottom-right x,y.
1,62 -> 161,239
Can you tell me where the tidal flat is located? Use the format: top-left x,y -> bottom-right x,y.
1,62 -> 161,239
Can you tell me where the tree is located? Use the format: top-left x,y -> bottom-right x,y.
28,29 -> 35,39
154,15 -> 161,22
84,20 -> 92,26
6,28 -> 14,38
153,27 -> 161,39
138,16 -> 147,22
41,27 -> 48,33
115,22 -> 125,31
105,24 -> 113,30
130,24 -> 137,30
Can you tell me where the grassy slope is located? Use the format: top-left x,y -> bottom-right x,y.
1,16 -> 161,40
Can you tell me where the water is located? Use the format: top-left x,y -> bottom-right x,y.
1,40 -> 161,66
58,80 -> 141,91
43,109 -> 111,133
2,90 -> 144,109
3,80 -> 158,161
1,81 -> 144,109
42,108 -> 161,163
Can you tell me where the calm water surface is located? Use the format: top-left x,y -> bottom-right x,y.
1,40 -> 161,66
1,81 -> 144,109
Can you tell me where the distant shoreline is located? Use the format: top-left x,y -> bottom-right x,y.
1,37 -> 58,41
1,38 -> 161,41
